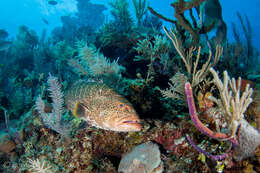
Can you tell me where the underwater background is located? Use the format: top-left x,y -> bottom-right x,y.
1,0 -> 260,51
0,0 -> 260,172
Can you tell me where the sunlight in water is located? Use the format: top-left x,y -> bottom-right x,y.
36,0 -> 78,16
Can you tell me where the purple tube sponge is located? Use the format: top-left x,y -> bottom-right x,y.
185,82 -> 238,145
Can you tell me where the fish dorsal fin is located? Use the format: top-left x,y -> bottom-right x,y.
72,101 -> 90,118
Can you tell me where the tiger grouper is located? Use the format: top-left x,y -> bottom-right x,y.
65,81 -> 142,132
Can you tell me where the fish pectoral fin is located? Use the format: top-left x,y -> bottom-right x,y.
73,101 -> 90,118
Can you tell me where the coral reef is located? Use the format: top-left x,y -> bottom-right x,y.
148,0 -> 217,45
109,0 -> 133,32
133,35 -> 171,84
132,0 -> 148,26
220,12 -> 259,78
52,0 -> 106,43
0,1 -> 260,172
164,27 -> 222,89
185,67 -> 260,165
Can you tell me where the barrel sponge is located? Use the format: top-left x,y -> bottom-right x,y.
118,142 -> 163,173
233,119 -> 260,161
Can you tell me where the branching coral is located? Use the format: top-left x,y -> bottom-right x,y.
229,12 -> 259,76
109,0 -> 133,32
209,68 -> 253,137
9,25 -> 38,71
132,0 -> 148,26
164,27 -> 222,89
52,41 -> 75,62
51,40 -> 76,76
133,35 -> 171,84
27,158 -> 52,173
160,72 -> 187,104
148,0 -> 215,45
36,74 -> 71,137
68,42 -> 125,86
185,68 -> 260,161
134,35 -> 171,61
236,12 -> 253,66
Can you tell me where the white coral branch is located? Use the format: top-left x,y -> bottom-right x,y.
209,68 -> 253,137
27,158 -> 52,173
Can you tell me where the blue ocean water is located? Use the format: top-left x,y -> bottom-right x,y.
0,0 -> 260,172
0,0 -> 259,51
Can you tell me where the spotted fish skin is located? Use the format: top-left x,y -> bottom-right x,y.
65,81 -> 141,132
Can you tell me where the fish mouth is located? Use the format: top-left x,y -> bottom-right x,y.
122,120 -> 139,124
117,116 -> 142,131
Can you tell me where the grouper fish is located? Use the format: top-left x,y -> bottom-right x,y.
65,81 -> 142,132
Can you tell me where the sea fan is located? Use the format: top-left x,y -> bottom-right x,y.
47,74 -> 64,122
35,74 -> 70,137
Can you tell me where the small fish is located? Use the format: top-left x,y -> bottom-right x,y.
48,0 -> 58,5
0,40 -> 12,51
42,17 -> 49,25
65,81 -> 141,132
